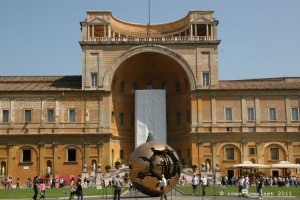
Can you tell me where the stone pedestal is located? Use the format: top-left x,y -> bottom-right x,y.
95,170 -> 103,186
81,171 -> 89,185
215,171 -> 221,185
200,170 -> 207,178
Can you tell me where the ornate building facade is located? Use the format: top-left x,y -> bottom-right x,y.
0,10 -> 300,185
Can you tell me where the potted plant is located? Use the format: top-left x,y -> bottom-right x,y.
191,164 -> 197,173
124,172 -> 130,184
105,165 -> 111,173
115,161 -> 121,169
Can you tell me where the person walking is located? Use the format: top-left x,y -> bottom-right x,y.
69,177 -> 77,200
113,174 -> 124,200
39,179 -> 46,200
257,178 -> 264,199
159,174 -> 167,200
76,180 -> 83,200
33,176 -> 39,200
191,174 -> 199,196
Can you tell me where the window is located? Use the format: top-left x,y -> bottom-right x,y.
270,148 -> 279,160
175,81 -> 180,92
147,82 -> 153,89
22,149 -> 31,162
225,148 -> 234,160
25,110 -> 32,122
291,108 -> 299,121
269,108 -> 276,121
161,82 -> 167,90
226,127 -> 232,132
2,110 -> 9,122
68,109 -> 76,123
111,112 -> 115,123
249,147 -> 255,155
176,112 -> 181,125
120,150 -> 124,160
202,72 -> 210,86
271,127 -> 276,132
247,107 -> 255,121
225,108 -> 232,121
248,127 -> 255,132
186,111 -> 191,123
47,109 -> 54,122
67,149 -> 76,162
131,83 -> 137,94
91,73 -> 98,87
119,113 -> 124,125
120,82 -> 125,93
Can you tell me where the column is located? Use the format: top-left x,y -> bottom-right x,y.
10,98 -> 15,126
242,141 -> 248,162
83,142 -> 90,167
41,98 -> 45,126
256,141 -> 263,164
195,24 -> 197,37
54,98 -> 60,131
38,142 -> 45,176
87,25 -> 90,41
108,25 -> 111,37
84,97 -> 90,128
211,141 -> 217,171
255,96 -> 261,129
206,24 -> 209,40
241,96 -> 246,125
211,96 -> 216,125
191,95 -> 198,131
287,141 -> 293,162
98,96 -> 103,129
104,25 -> 106,38
52,142 -> 59,175
7,144 -> 14,177
197,96 -> 203,130
285,96 -> 291,125
190,24 -> 193,39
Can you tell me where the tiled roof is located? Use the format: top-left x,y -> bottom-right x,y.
0,76 -> 81,91
219,77 -> 300,90
0,76 -> 299,91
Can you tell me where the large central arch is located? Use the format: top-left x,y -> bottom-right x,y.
103,45 -> 196,91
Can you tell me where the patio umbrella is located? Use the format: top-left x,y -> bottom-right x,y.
228,161 -> 270,169
271,161 -> 300,169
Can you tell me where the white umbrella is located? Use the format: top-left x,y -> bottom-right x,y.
271,161 -> 300,169
228,161 -> 270,169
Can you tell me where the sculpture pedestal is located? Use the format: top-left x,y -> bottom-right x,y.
95,170 -> 103,187
81,171 -> 89,185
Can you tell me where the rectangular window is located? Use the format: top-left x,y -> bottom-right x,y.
186,111 -> 191,123
271,127 -> 276,132
25,110 -> 32,122
91,73 -> 98,87
247,107 -> 255,121
22,149 -> 31,162
119,113 -> 124,125
147,83 -> 153,89
291,108 -> 299,121
176,112 -> 181,125
225,148 -> 234,160
226,127 -> 232,132
120,82 -> 125,93
270,148 -> 279,160
269,108 -> 276,121
120,150 -> 124,160
2,110 -> 9,122
249,147 -> 255,155
68,149 -> 76,162
225,107 -> 232,121
175,81 -> 180,92
202,72 -> 210,87
47,109 -> 54,122
68,109 -> 76,123
248,127 -> 255,132
177,149 -> 182,159
111,112 -> 115,123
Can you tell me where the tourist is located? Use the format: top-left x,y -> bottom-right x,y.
159,174 -> 167,200
113,174 -> 124,200
191,174 -> 199,195
39,179 -> 46,200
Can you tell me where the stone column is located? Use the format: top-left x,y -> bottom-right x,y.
52,142 -> 59,175
211,96 -> 217,131
255,96 -> 261,131
256,141 -> 263,164
54,98 -> 60,133
38,142 -> 45,177
285,96 -> 291,128
197,96 -> 203,127
6,144 -> 14,177
287,141 -> 293,162
241,96 -> 246,125
83,142 -> 90,168
242,141 -> 248,162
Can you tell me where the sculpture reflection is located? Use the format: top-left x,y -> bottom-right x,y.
129,141 -> 181,196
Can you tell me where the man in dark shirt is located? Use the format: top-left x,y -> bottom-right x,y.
32,176 -> 39,200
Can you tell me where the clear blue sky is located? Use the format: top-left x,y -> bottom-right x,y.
0,0 -> 299,80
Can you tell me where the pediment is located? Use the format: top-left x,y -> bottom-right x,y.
88,17 -> 110,24
191,17 -> 212,24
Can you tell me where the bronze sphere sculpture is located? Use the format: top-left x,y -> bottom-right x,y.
128,141 -> 181,196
